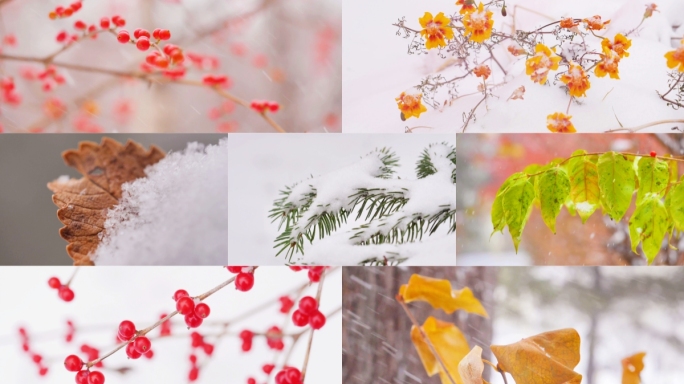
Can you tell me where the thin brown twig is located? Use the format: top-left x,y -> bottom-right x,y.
605,119 -> 684,133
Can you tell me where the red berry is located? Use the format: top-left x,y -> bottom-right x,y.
247,378 -> 256,384
176,296 -> 196,315
133,28 -> 150,39
289,266 -> 303,272
173,289 -> 190,301
118,320 -> 136,341
152,29 -> 162,40
99,18 -> 110,29
235,272 -> 254,292
126,342 -> 142,359
155,57 -> 169,68
279,296 -> 294,313
239,330 -> 253,341
38,367 -> 48,376
226,266 -> 243,273
298,296 -> 317,315
56,31 -> 68,43
263,364 -> 275,374
275,370 -> 287,384
309,310 -> 326,330
184,312 -> 203,328
48,277 -> 61,289
116,30 -> 130,44
189,354 -> 197,364
241,340 -> 252,352
75,371 -> 89,384
74,20 -> 86,30
159,29 -> 171,40
144,350 -> 154,359
202,343 -> 214,355
64,354 -> 82,372
136,36 -> 150,51
59,286 -> 75,302
111,15 -> 125,27
291,309 -> 309,327
194,303 -> 211,318
650,151 -> 657,157
70,2 -> 82,12
307,269 -> 322,282
134,336 -> 151,353
86,370 -> 105,384
267,101 -> 280,113
188,366 -> 199,381
286,367 -> 302,382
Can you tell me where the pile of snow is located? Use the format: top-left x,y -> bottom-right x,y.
93,139 -> 228,265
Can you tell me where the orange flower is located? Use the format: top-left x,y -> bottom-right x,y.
456,0 -> 476,14
560,18 -> 579,29
419,12 -> 454,50
595,47 -> 621,79
396,92 -> 428,119
583,15 -> 610,31
473,65 -> 491,80
665,39 -> 684,72
462,2 -> 494,44
644,3 -> 658,18
601,33 -> 631,58
525,43 -> 561,84
546,112 -> 576,133
561,62 -> 591,97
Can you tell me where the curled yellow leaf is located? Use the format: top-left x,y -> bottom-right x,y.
399,274 -> 489,317
458,345 -> 486,384
411,316 -> 470,384
621,352 -> 645,384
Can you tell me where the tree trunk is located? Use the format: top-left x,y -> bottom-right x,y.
343,267 -> 496,383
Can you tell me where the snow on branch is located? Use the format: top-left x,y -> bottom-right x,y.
269,143 -> 456,265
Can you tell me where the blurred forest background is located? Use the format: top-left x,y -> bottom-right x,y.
0,0 -> 341,133
457,134 -> 684,266
343,266 -> 684,384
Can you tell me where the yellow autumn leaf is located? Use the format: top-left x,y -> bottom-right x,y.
491,328 -> 582,384
398,274 -> 489,317
622,352 -> 645,384
411,316 -> 470,384
458,345 -> 487,384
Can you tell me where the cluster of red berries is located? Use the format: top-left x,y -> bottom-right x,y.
36,66 -> 66,92
48,1 -> 82,19
117,320 -> 153,360
291,296 -> 326,330
239,329 -> 254,352
202,74 -> 231,87
48,276 -> 75,302
173,289 -> 210,328
18,328 -> 49,376
249,100 -> 280,113
226,266 -> 256,291
274,367 -> 303,384
55,16 -> 124,45
278,295 -> 295,313
289,266 -> 327,283
187,332 -> 215,381
0,76 -> 21,105
266,326 -> 285,351
116,28 -> 172,52
64,355 -> 105,384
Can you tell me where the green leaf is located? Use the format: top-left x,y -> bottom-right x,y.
628,193 -> 669,264
669,177 -> 684,231
537,167 -> 570,233
502,177 -> 535,252
598,152 -> 635,222
491,172 -> 523,236
636,157 -> 669,205
567,150 -> 600,223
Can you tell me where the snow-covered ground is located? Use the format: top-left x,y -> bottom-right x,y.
343,0 -> 684,133
0,267 -> 341,384
228,134 -> 456,265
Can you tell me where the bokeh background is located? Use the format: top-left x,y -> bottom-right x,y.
0,0 -> 340,133
0,133 -> 225,265
456,133 -> 684,266
343,266 -> 684,384
0,266 -> 342,383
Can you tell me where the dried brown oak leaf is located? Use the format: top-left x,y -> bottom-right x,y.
47,138 -> 165,265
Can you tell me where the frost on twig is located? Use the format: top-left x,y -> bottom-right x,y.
269,143 -> 456,265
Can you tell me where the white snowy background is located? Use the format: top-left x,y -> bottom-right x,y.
0,267 -> 341,384
227,134 -> 456,266
343,0 -> 684,133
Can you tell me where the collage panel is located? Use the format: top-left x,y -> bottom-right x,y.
457,133 -> 684,266
0,266 -> 341,383
343,0 -> 683,133
227,134 -> 456,266
0,133 -> 227,266
0,0 -> 340,134
343,266 -> 684,384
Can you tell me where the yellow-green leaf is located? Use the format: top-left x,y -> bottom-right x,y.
669,177 -> 684,231
629,193 -> 669,263
502,177 -> 535,252
537,167 -> 571,233
621,352 -> 646,384
411,316 -> 469,384
636,157 -> 669,205
491,328 -> 582,384
491,172 -> 523,236
567,150 -> 600,223
598,152 -> 635,222
399,274 -> 489,317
